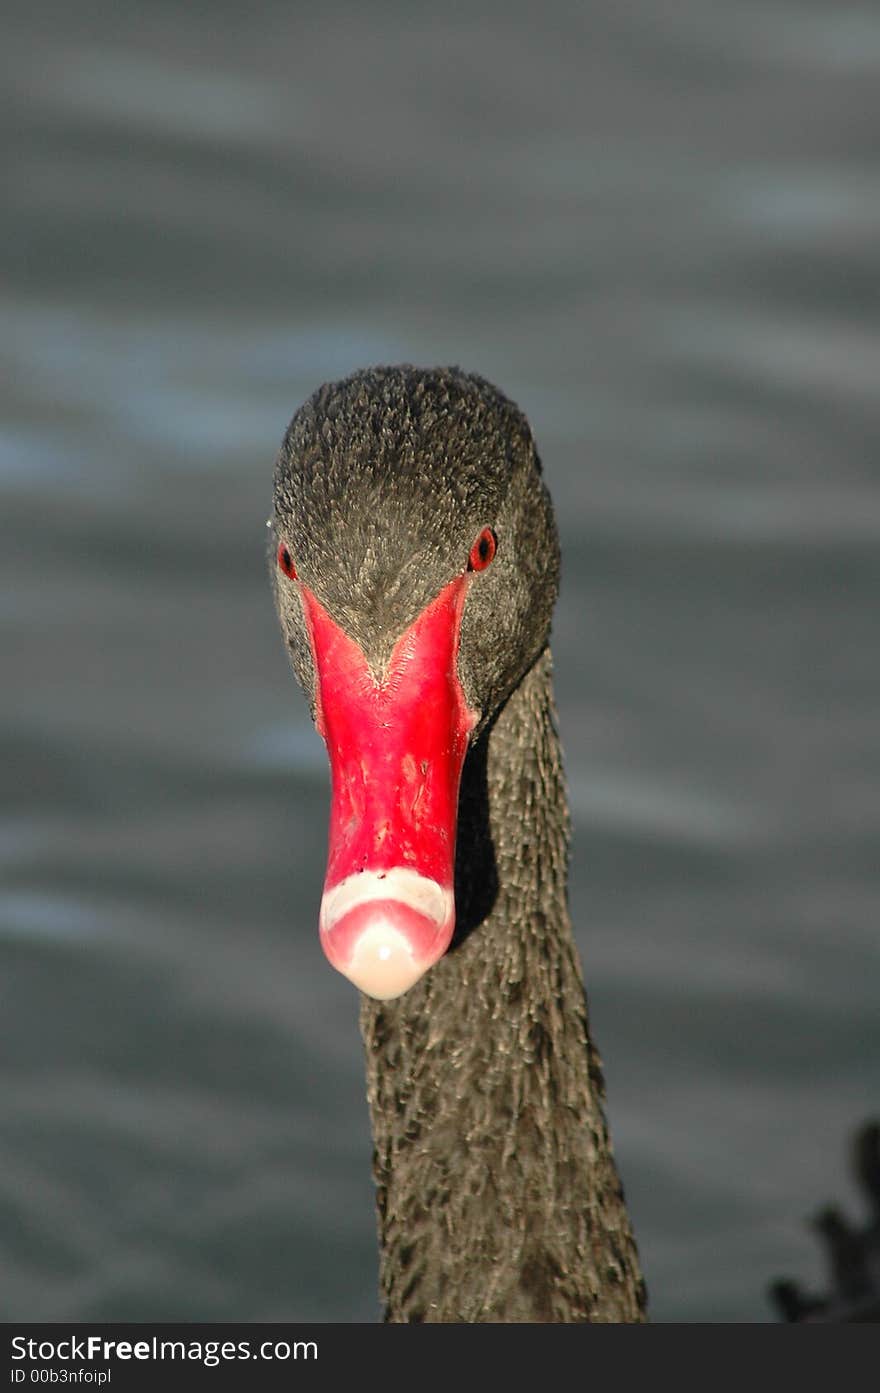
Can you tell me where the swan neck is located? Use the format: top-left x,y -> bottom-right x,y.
360,648 -> 646,1322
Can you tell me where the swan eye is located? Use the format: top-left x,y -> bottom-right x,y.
468,527 -> 497,572
277,542 -> 297,580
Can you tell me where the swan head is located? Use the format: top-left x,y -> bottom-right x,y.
271,366 -> 559,998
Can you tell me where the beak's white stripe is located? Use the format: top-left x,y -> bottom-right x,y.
320,868 -> 452,932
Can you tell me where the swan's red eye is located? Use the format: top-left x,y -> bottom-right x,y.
277,542 -> 297,580
467,527 -> 497,572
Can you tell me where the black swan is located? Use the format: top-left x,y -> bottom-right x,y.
770,1120 -> 880,1323
270,365 -> 646,1322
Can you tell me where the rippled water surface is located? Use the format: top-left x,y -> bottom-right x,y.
3,0 -> 879,1321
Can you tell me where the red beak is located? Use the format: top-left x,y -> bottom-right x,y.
300,574 -> 476,999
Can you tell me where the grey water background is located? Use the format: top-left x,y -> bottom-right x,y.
2,0 -> 879,1322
